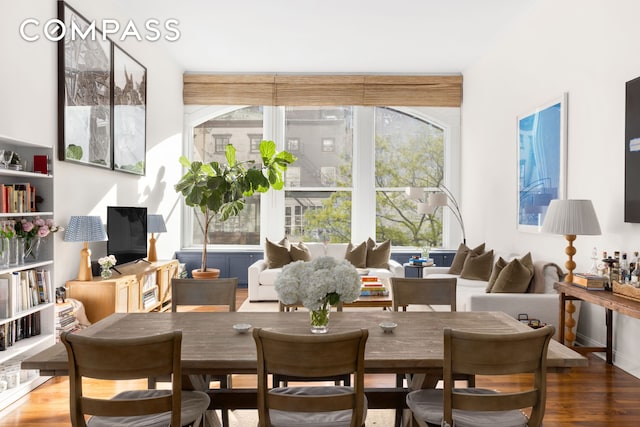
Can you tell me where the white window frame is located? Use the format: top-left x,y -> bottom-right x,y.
183,105 -> 460,250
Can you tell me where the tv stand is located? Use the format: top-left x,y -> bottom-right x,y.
66,260 -> 179,323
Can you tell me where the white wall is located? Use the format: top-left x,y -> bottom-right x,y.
462,0 -> 640,376
0,1 -> 184,287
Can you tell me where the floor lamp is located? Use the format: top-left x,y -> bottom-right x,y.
408,185 -> 466,245
64,216 -> 108,281
541,199 -> 601,346
147,214 -> 166,262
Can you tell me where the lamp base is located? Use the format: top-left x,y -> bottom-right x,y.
77,243 -> 93,281
563,234 -> 577,283
148,234 -> 158,263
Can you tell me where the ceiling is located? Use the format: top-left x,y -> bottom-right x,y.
110,0 -> 536,74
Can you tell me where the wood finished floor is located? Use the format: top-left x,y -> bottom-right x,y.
1,288 -> 638,426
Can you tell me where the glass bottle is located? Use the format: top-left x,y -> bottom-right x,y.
620,253 -> 629,283
632,252 -> 640,287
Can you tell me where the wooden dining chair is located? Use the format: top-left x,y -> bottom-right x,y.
276,301 -> 348,387
60,330 -> 209,427
171,277 -> 238,312
253,327 -> 368,427
406,325 -> 555,427
391,277 -> 457,312
391,277 -> 460,426
162,277 -> 238,427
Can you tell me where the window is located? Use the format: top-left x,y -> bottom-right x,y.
249,134 -> 263,153
284,107 -> 353,243
184,105 -> 459,249
213,135 -> 230,154
321,138 -> 335,152
287,138 -> 300,151
189,107 -> 264,246
374,107 -> 446,247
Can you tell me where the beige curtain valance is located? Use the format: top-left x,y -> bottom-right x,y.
183,74 -> 462,107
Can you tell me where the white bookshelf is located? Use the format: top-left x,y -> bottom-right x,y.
0,134 -> 55,411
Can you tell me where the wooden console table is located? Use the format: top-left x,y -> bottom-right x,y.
66,260 -> 179,323
555,281 -> 640,364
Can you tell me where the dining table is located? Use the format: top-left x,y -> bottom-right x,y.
22,310 -> 586,419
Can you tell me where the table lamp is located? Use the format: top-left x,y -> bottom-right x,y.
64,216 -> 108,281
147,214 -> 166,262
541,199 -> 601,283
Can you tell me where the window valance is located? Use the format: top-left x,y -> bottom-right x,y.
183,74 -> 462,107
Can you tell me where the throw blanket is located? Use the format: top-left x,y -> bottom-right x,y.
530,261 -> 565,293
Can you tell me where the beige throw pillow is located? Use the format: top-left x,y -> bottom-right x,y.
345,241 -> 367,268
490,253 -> 534,293
460,250 -> 494,281
265,237 -> 292,269
448,243 -> 486,275
366,238 -> 391,268
290,241 -> 311,262
486,257 -> 508,292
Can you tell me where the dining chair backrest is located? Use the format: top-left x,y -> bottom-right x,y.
443,325 -> 555,427
253,327 -> 368,427
60,330 -> 183,427
391,277 -> 457,311
171,277 -> 238,312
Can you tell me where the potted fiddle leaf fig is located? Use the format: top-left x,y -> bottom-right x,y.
175,140 -> 296,278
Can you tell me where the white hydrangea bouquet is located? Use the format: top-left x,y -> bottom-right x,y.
275,256 -> 361,332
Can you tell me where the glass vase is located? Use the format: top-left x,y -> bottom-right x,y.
0,237 -> 9,268
24,237 -> 42,262
8,238 -> 19,266
101,267 -> 113,280
310,306 -> 330,334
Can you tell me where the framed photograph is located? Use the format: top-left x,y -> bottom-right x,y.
57,2 -> 112,169
113,45 -> 147,175
517,93 -> 567,232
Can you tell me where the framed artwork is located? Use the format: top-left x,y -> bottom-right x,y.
57,2 -> 112,169
113,45 -> 147,175
517,93 -> 568,232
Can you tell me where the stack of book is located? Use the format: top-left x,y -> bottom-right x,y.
360,276 -> 388,296
408,257 -> 434,266
55,301 -> 79,340
573,273 -> 606,290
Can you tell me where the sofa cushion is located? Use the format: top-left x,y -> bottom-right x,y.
265,238 -> 292,268
449,243 -> 485,275
345,241 -> 367,268
486,257 -> 508,292
290,242 -> 312,262
366,238 -> 391,268
490,253 -> 534,293
460,250 -> 494,281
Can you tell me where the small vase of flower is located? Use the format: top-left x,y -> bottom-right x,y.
275,256 -> 362,333
98,255 -> 117,280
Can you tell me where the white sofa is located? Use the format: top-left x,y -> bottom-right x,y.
248,242 -> 404,301
423,252 -> 567,338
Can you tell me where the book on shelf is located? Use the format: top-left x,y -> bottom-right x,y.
0,182 -> 36,213
573,273 -> 606,289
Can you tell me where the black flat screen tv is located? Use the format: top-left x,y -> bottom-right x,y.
107,206 -> 147,265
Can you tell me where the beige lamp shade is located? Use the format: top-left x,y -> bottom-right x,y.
541,199 -> 601,236
406,187 -> 424,200
541,199 -> 601,295
427,192 -> 449,207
